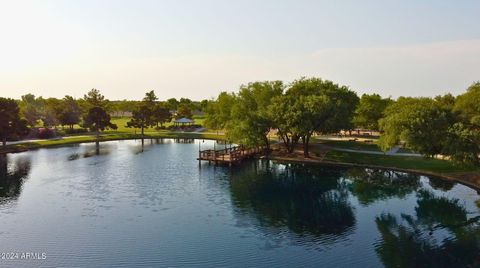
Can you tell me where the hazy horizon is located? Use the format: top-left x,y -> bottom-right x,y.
1,0 -> 479,101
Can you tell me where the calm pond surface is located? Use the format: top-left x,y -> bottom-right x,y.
1,139 -> 479,267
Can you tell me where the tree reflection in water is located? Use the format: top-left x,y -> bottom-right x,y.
0,154 -> 31,203
229,161 -> 355,245
347,168 -> 421,205
375,190 -> 480,268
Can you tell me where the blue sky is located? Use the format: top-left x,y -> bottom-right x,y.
1,0 -> 479,100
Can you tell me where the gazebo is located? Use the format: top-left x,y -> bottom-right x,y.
174,117 -> 194,127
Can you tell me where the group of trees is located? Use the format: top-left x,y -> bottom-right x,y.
16,93 -> 82,129
126,90 -> 171,136
206,78 -> 358,157
0,98 -> 28,146
206,77 -> 480,166
379,83 -> 480,165
109,97 -> 206,118
1,78 -> 479,166
0,88 -> 210,147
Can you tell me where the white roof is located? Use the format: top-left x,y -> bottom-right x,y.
174,117 -> 194,123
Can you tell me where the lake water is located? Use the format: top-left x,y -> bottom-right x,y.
0,139 -> 479,267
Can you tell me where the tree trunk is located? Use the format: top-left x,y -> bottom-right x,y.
95,127 -> 100,155
2,137 -> 6,147
303,134 -> 311,158
288,135 -> 299,153
279,133 -> 290,152
263,136 -> 270,157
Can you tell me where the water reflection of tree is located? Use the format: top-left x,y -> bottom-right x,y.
229,161 -> 355,241
428,176 -> 455,192
0,154 -> 31,203
347,168 -> 421,205
375,190 -> 480,268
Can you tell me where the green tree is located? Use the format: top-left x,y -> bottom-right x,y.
205,92 -> 236,130
269,77 -> 358,157
199,99 -> 209,112
59,96 -> 82,129
268,94 -> 301,153
152,104 -> 171,127
453,82 -> 480,126
176,104 -> 193,119
444,83 -> 480,165
227,81 -> 283,149
126,104 -> 155,136
143,90 -> 158,103
0,98 -> 29,146
23,104 -> 42,127
353,93 -> 393,131
83,88 -> 107,108
166,98 -> 179,110
42,98 -> 63,128
379,97 -> 454,157
83,107 -> 117,139
20,94 -> 45,127
126,91 -> 159,136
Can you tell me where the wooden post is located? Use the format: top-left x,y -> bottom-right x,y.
198,141 -> 201,165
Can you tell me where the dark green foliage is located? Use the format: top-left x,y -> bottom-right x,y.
83,107 -> 117,134
59,95 -> 82,129
353,93 -> 393,130
0,98 -> 29,146
227,81 -> 283,148
126,104 -> 155,136
176,104 -> 192,119
270,77 -> 358,156
126,91 -> 160,135
379,97 -> 454,157
83,88 -> 107,108
152,104 -> 171,127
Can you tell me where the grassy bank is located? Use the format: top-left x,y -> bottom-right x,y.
2,131 -> 224,154
323,150 -> 478,174
314,138 -> 382,151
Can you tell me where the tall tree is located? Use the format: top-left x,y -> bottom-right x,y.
43,98 -> 63,128
143,90 -> 158,103
126,104 -> 155,136
227,81 -> 284,149
176,104 -> 193,119
59,95 -> 81,129
83,107 -> 117,139
0,98 -> 28,146
444,82 -> 480,165
20,94 -> 45,127
353,94 -> 393,131
270,77 -> 358,157
166,98 -> 179,110
152,104 -> 171,127
205,92 -> 236,130
83,88 -> 107,108
379,97 -> 454,157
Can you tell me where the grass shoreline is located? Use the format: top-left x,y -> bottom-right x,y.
269,155 -> 480,191
1,132 -> 225,154
2,133 -> 479,190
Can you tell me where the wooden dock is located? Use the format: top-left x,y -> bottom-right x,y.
197,145 -> 265,166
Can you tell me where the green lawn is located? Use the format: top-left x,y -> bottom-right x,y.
314,138 -> 382,152
107,116 -> 205,133
3,131 -> 224,153
60,115 -> 207,135
323,150 -> 477,174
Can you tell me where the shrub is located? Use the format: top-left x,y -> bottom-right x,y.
37,128 -> 56,139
